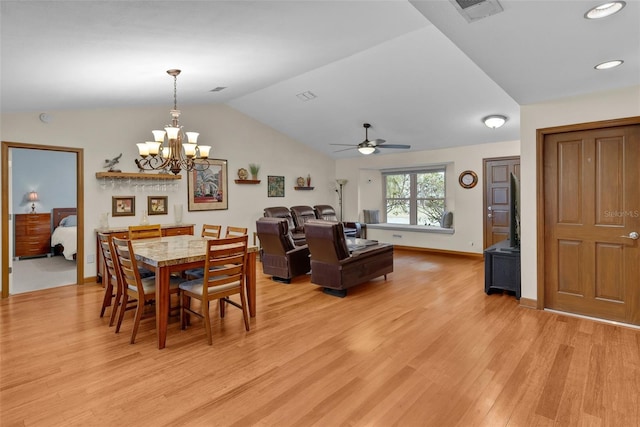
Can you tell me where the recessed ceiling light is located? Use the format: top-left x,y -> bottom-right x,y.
594,60 -> 624,70
584,1 -> 626,19
483,115 -> 507,129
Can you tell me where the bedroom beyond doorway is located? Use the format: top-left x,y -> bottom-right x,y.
10,256 -> 76,294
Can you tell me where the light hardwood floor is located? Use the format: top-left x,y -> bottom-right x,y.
1,249 -> 639,426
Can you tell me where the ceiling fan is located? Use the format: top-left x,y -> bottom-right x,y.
332,123 -> 411,155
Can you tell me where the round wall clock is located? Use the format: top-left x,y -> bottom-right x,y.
458,170 -> 478,189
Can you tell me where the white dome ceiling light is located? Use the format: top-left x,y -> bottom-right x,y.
483,115 -> 508,129
594,60 -> 624,70
584,2 -> 626,19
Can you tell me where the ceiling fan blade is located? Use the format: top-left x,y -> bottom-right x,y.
330,143 -> 357,147
371,138 -> 386,145
379,144 -> 411,149
333,146 -> 357,153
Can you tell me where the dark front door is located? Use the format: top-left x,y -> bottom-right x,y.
483,157 -> 520,248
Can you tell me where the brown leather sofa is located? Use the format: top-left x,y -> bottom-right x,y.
256,217 -> 310,283
304,220 -> 393,297
263,206 -> 306,246
313,205 -> 362,237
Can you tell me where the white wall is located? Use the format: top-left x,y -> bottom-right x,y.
519,85 -> 640,301
336,140 -> 520,253
1,104 -> 336,279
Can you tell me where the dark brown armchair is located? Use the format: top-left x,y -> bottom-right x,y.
263,206 -> 306,246
304,220 -> 393,297
290,205 -> 317,233
313,205 -> 362,237
256,217 -> 311,283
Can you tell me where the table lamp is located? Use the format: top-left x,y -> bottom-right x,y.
28,191 -> 39,213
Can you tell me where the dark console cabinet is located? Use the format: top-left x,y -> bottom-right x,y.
484,240 -> 521,299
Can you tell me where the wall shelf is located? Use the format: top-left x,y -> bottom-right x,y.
95,172 -> 181,180
294,186 -> 314,190
234,179 -> 261,184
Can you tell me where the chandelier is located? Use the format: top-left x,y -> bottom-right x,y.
135,69 -> 211,175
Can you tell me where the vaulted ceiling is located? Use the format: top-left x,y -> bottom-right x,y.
1,1 -> 638,158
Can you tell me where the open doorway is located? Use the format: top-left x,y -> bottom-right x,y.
1,141 -> 84,298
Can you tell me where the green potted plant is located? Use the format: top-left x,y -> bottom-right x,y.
249,163 -> 260,180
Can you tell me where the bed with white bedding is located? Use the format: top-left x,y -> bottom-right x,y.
51,208 -> 77,261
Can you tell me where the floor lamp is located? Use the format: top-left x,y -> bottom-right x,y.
336,179 -> 347,222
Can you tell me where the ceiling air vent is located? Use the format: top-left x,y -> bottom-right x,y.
450,0 -> 503,23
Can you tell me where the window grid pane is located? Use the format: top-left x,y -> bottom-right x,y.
417,198 -> 445,226
384,170 -> 446,226
386,174 -> 410,198
387,199 -> 410,224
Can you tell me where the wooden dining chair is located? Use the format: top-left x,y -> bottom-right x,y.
179,235 -> 249,345
225,226 -> 248,237
127,224 -> 162,278
98,233 -> 118,324
103,236 -> 128,328
128,224 -> 162,240
112,237 -> 181,344
201,224 -> 222,239
184,224 -> 223,280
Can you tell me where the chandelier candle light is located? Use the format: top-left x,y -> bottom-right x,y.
136,69 -> 211,175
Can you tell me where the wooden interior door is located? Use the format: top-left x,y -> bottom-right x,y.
543,125 -> 640,324
483,157 -> 520,248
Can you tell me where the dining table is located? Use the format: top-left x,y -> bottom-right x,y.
131,234 -> 259,349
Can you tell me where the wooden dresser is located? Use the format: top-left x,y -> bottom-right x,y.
14,213 -> 52,258
95,224 -> 194,283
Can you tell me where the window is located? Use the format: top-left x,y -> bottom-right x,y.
384,168 -> 445,226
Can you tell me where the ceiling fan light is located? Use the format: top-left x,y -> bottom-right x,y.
483,115 -> 507,129
358,146 -> 375,155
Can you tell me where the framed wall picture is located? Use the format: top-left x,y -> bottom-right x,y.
148,196 -> 168,215
112,196 -> 135,217
267,175 -> 285,197
187,159 -> 228,211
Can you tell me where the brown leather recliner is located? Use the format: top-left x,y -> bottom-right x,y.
263,206 -> 306,246
313,205 -> 362,237
290,205 -> 317,234
304,220 -> 393,297
256,217 -> 310,283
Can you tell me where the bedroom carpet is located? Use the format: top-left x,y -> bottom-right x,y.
10,255 -> 76,294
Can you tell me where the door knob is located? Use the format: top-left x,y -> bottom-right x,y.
620,231 -> 639,240
487,214 -> 493,218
